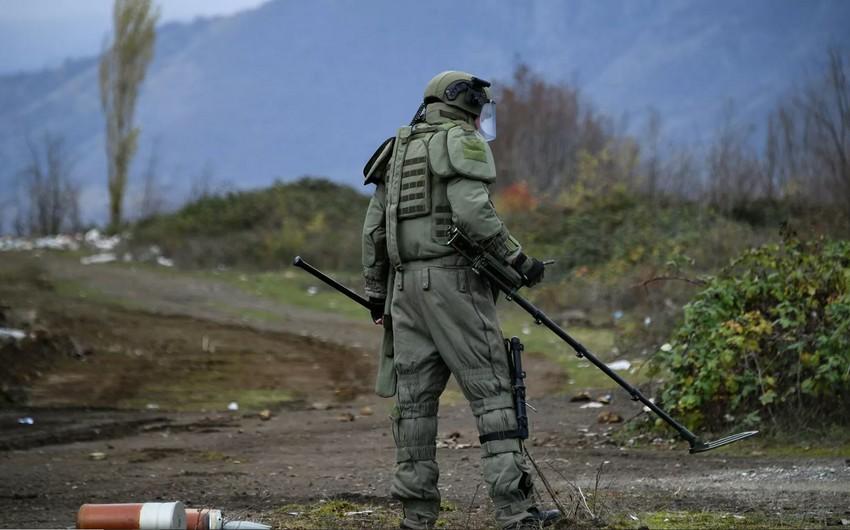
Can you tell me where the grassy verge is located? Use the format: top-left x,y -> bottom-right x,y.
93,256 -> 368,320
52,277 -> 149,312
500,307 -> 651,390
271,499 -> 398,529
266,503 -> 822,530
608,510 -> 814,529
118,387 -> 295,413
723,427 -> 850,458
207,268 -> 366,320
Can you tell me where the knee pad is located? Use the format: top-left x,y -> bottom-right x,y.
473,401 -> 522,456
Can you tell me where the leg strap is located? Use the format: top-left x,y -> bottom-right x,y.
479,429 -> 524,444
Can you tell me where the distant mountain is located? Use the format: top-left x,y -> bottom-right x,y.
1,0 -> 849,223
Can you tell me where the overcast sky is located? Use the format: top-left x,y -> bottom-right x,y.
0,0 -> 270,74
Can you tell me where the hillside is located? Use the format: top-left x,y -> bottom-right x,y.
2,0 -> 850,223
132,177 -> 369,270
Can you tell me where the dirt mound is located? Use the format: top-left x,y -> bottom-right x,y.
0,305 -> 88,405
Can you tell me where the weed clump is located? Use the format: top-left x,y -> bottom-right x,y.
651,235 -> 850,432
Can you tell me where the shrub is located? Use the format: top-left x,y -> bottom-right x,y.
651,236 -> 850,432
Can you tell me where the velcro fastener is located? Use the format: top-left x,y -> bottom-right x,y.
468,393 -> 514,416
396,444 -> 437,463
397,400 -> 439,419
480,437 -> 522,456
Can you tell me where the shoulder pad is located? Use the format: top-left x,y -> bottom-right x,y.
363,137 -> 394,185
446,127 -> 496,182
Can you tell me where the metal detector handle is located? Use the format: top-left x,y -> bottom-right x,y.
292,256 -> 371,309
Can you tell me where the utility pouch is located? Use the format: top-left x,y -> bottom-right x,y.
375,269 -> 397,398
375,319 -> 396,398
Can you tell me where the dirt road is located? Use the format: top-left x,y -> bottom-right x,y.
1,253 -> 848,529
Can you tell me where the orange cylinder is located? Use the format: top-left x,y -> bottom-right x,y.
186,509 -> 222,530
77,502 -> 186,530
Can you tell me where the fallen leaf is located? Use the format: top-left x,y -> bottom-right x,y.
570,391 -> 592,402
597,411 -> 623,424
337,412 -> 355,422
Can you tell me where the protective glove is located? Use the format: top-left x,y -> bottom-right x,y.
512,252 -> 545,287
368,297 -> 386,324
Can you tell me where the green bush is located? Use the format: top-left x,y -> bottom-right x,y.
651,236 -> 850,432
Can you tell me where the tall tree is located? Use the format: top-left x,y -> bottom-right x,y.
99,0 -> 159,230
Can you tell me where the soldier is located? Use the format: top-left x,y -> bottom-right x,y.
361,71 -> 558,529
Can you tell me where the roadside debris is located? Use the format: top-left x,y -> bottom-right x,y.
569,391 -> 592,402
258,409 -> 272,421
17,416 -> 35,425
436,431 -> 474,449
358,405 -> 373,416
606,359 -> 631,371
1,229 -> 177,268
88,452 -> 107,461
0,328 -> 27,341
84,229 -> 121,251
81,253 -> 117,265
227,402 -> 239,411
0,234 -> 79,252
580,402 -> 603,409
222,522 -> 270,530
343,510 -> 374,517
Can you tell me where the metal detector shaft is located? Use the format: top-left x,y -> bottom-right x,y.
292,256 -> 370,309
446,227 -> 758,453
503,281 -> 701,446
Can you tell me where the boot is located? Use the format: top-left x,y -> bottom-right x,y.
508,507 -> 562,529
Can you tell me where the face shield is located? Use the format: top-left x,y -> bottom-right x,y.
478,101 -> 497,142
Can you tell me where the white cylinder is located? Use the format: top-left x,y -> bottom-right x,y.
138,501 -> 186,530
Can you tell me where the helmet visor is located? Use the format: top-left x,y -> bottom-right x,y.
478,102 -> 497,142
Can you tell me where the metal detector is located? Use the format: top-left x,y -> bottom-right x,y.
446,227 -> 758,454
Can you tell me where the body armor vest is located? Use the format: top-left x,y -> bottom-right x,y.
385,121 -> 458,265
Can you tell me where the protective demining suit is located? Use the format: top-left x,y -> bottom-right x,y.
361,71 -> 545,529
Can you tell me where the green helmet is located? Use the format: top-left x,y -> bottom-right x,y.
423,71 -> 493,117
